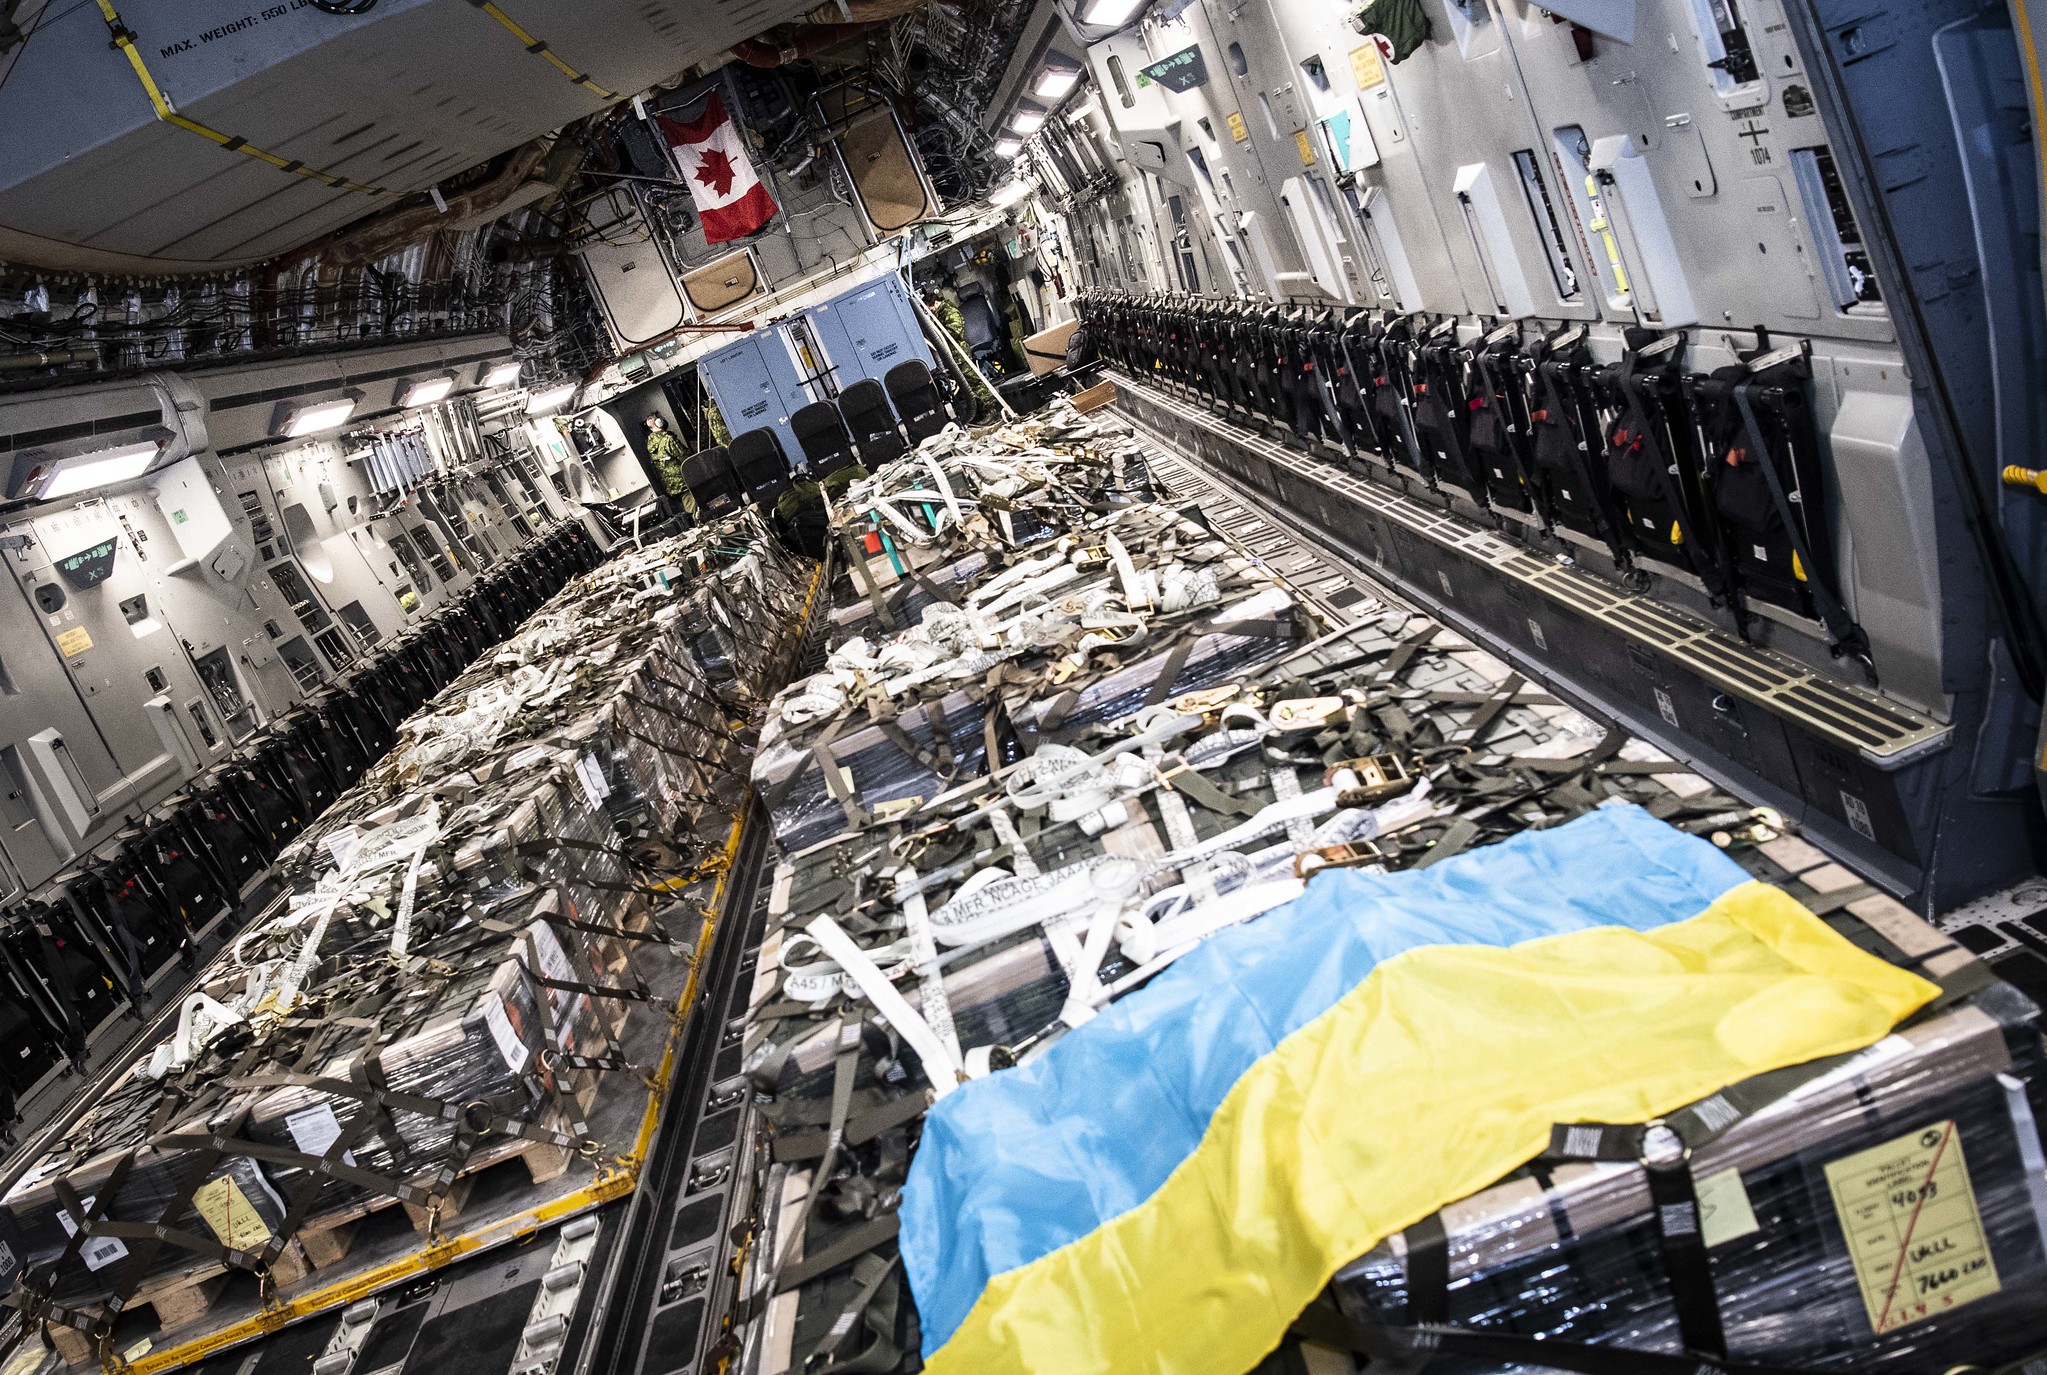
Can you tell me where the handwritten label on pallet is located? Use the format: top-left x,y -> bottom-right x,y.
1824,1119 -> 2000,1334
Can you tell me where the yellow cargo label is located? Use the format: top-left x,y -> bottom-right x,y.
1294,129 -> 1316,165
1226,111 -> 1249,142
193,1175 -> 273,1252
1824,1119 -> 2000,1334
1349,42 -> 1387,89
55,625 -> 91,657
1695,1166 -> 1760,1248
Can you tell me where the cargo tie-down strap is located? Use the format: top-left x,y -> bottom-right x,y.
765,614 -> 1682,1026
898,805 -> 1938,1375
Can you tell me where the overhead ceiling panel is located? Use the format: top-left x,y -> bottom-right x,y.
0,0 -> 818,271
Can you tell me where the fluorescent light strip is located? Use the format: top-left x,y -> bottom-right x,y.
482,360 -> 523,388
994,137 -> 1024,158
1010,106 -> 1049,134
1034,67 -> 1080,100
40,442 -> 163,499
284,398 -> 358,438
1078,0 -> 1146,25
400,376 -> 456,408
527,383 -> 578,414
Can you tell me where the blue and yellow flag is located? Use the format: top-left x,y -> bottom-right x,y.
900,803 -> 1936,1375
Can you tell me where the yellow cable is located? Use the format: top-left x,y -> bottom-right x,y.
474,1 -> 619,99
94,0 -> 389,196
2010,0 -> 2047,229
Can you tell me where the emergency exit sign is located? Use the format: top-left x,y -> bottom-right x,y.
1138,46 -> 1208,92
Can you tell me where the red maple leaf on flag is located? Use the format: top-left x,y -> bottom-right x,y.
692,148 -> 737,199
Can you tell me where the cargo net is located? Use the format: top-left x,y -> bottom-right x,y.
0,511 -> 813,1353
729,397 -> 2046,1374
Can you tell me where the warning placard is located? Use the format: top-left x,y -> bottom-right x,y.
1824,1119 -> 2000,1334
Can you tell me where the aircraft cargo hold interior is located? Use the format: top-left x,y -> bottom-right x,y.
0,0 -> 2045,1372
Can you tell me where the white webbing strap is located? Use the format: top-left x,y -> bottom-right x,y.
893,867 -> 963,1069
1269,766 -> 1314,848
390,843 -> 427,961
924,457 -> 965,529
1099,875 -> 1307,1006
804,915 -> 963,1096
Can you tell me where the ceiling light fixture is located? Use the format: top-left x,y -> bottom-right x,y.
1034,62 -> 1082,100
526,383 -> 579,414
31,441 -> 164,500
479,359 -> 523,388
1077,0 -> 1146,28
1009,104 -> 1049,135
399,374 -> 456,408
279,396 -> 359,438
993,137 -> 1024,158
989,180 -> 1033,208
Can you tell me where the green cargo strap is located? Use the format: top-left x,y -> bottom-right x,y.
772,1016 -> 862,1284
775,1211 -> 902,1293
1155,756 -> 1260,817
800,1254 -> 901,1371
815,737 -> 873,831
1143,638 -> 1199,708
771,1090 -> 933,1162
1409,816 -> 1481,870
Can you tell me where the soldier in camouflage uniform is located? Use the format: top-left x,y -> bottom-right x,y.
642,415 -> 697,522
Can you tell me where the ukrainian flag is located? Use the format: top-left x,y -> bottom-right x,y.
900,804 -> 1936,1374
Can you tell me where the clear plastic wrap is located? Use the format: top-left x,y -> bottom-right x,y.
1336,983 -> 2047,1373
2,510 -> 811,1327
730,399 -> 2047,1375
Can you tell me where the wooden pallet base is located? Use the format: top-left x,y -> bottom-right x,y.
42,1092 -> 610,1368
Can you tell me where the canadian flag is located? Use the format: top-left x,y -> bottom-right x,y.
659,94 -> 779,244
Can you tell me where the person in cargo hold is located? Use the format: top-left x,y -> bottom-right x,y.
642,414 -> 697,523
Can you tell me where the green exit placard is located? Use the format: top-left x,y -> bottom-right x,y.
1137,46 -> 1208,92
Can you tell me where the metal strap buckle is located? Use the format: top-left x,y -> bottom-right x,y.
1325,751 -> 1414,804
1707,806 -> 1785,849
1268,696 -> 1345,732
1166,685 -> 1238,719
1294,840 -> 1389,879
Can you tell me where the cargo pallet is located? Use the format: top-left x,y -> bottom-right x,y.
29,558 -> 831,1375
